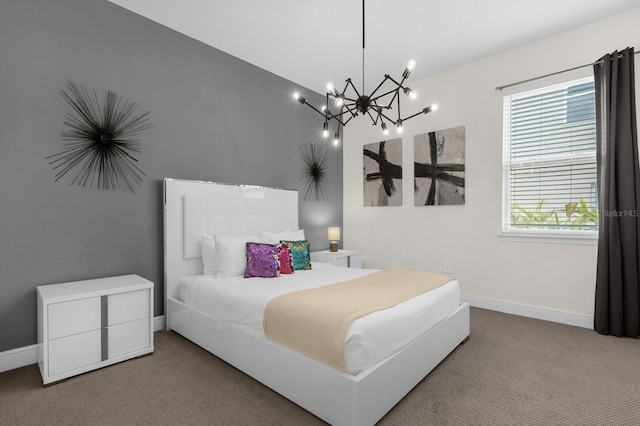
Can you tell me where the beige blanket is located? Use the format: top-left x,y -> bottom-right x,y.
263,269 -> 452,371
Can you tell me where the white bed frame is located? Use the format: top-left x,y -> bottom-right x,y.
164,178 -> 470,426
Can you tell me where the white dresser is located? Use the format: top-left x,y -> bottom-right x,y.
310,250 -> 363,268
37,274 -> 153,385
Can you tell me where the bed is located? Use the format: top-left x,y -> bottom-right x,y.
164,178 -> 470,426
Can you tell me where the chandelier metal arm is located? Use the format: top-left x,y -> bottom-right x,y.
340,79 -> 353,97
300,99 -> 329,117
377,110 -> 398,125
385,74 -> 409,89
365,108 -> 382,126
369,87 -> 403,104
327,102 -> 357,127
342,115 -> 356,127
326,113 -> 347,127
336,101 -> 357,122
401,109 -> 430,122
366,75 -> 391,101
378,74 -> 410,110
344,78 -> 362,99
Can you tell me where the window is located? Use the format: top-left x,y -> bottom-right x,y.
502,77 -> 598,237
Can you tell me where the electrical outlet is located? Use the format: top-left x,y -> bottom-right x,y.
443,261 -> 452,274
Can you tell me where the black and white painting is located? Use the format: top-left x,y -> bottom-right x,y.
414,126 -> 465,206
363,138 -> 402,206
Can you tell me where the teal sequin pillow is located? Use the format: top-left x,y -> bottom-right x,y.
280,240 -> 312,270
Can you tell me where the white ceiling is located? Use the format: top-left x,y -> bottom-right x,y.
107,0 -> 638,95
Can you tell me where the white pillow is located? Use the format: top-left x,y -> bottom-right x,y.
201,235 -> 217,275
260,229 -> 305,244
215,234 -> 260,278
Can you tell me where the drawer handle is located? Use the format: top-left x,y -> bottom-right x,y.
101,296 -> 108,361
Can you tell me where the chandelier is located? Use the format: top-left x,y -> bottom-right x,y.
293,0 -> 437,145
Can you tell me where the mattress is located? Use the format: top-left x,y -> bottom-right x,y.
179,262 -> 460,375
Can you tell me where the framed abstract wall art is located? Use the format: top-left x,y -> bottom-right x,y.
363,138 -> 402,206
414,126 -> 465,206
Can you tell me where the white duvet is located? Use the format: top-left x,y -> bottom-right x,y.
179,262 -> 460,375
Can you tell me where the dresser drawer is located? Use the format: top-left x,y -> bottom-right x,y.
48,297 -> 101,340
108,317 -> 150,358
108,289 -> 150,326
335,257 -> 349,267
48,329 -> 102,376
334,255 -> 362,268
349,254 -> 363,268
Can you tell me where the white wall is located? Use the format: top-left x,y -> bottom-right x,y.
344,9 -> 640,323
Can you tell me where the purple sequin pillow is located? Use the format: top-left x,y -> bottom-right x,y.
244,242 -> 280,278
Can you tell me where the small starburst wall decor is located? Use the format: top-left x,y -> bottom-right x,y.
47,80 -> 152,193
300,143 -> 330,202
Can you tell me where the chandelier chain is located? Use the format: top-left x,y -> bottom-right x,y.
362,0 -> 365,94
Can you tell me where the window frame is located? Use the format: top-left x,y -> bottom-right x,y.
500,75 -> 599,245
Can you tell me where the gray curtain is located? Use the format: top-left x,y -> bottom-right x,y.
594,47 -> 640,337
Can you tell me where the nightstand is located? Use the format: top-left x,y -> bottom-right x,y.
37,274 -> 154,385
310,250 -> 363,268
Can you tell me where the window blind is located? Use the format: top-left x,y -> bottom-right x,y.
503,77 -> 598,232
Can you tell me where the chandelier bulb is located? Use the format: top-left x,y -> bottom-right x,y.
335,96 -> 344,107
326,82 -> 335,93
322,122 -> 329,138
396,120 -> 404,134
293,92 -> 306,104
333,132 -> 340,146
404,87 -> 418,99
423,104 -> 438,114
381,122 -> 389,136
403,60 -> 417,79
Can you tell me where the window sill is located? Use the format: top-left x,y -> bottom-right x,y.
499,230 -> 598,245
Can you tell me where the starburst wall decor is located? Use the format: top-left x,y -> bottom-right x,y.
300,143 -> 330,202
47,80 -> 152,193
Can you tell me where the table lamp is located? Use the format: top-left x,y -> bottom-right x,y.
328,227 -> 340,252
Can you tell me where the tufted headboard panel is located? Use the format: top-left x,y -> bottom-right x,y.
164,178 -> 298,299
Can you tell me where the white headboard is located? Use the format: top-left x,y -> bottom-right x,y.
164,178 -> 298,299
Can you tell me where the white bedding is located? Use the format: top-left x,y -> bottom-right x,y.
179,262 -> 460,375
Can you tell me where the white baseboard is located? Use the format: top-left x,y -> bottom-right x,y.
0,315 -> 167,374
154,315 -> 166,332
0,344 -> 39,374
461,294 -> 593,329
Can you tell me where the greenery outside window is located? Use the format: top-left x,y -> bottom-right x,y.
502,76 -> 598,240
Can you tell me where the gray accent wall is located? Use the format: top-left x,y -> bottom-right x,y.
0,0 -> 342,352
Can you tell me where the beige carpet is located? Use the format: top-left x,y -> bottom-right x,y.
1,307 -> 639,425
